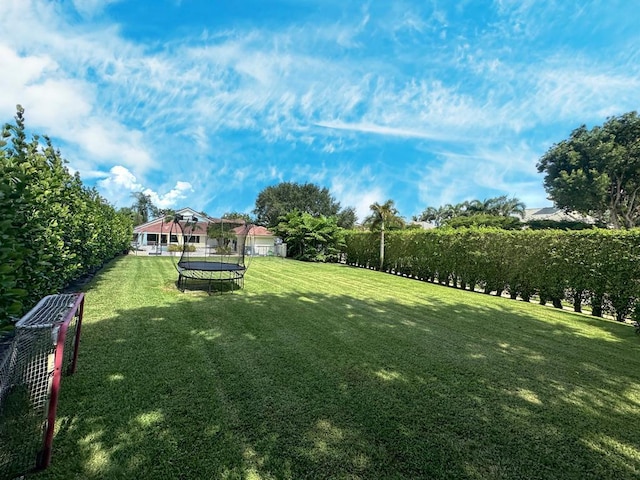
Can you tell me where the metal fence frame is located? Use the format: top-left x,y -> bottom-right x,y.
0,293 -> 85,476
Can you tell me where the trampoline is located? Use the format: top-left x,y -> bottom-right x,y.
169,214 -> 253,293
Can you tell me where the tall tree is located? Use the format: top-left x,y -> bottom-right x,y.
364,199 -> 404,271
483,195 -> 526,217
253,181 -> 354,228
413,206 -> 443,226
537,111 -> 640,228
274,210 -> 345,262
131,192 -> 157,224
336,206 -> 357,229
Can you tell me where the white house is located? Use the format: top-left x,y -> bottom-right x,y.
132,208 -> 207,248
236,225 -> 285,256
133,207 -> 283,255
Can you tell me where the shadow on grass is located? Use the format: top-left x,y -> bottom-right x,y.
36,285 -> 640,480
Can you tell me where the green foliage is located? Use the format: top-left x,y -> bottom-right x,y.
415,195 -> 526,225
206,220 -> 241,251
130,192 -> 157,225
0,106 -> 132,329
222,211 -> 253,223
363,199 -> 404,271
344,228 -> 640,321
537,111 -> 640,228
168,244 -> 196,252
253,181 -> 354,228
525,219 -> 597,230
274,210 -> 345,262
444,213 -> 521,229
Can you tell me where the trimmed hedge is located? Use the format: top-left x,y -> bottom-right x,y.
1,107 -> 132,327
344,228 -> 640,321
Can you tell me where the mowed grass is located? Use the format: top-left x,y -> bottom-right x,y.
36,256 -> 640,479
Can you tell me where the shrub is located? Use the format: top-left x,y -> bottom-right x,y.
0,107 -> 132,330
344,228 -> 640,321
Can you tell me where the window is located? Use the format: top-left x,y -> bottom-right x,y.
187,236 -> 200,243
147,234 -> 158,243
170,235 -> 178,243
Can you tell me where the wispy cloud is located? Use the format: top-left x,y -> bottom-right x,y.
2,0 -> 639,217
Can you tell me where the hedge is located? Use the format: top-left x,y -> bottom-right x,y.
344,228 -> 640,321
0,107 -> 132,328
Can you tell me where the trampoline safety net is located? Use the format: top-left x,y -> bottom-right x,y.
0,293 -> 84,478
169,214 -> 253,293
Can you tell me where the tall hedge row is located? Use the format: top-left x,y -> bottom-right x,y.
1,107 -> 132,325
344,228 -> 640,321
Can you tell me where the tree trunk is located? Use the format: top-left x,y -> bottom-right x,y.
591,293 -> 603,317
379,223 -> 385,271
573,290 -> 583,313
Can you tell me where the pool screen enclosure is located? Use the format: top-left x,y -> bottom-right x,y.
169,214 -> 252,293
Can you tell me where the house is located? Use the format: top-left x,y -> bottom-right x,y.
132,207 -> 283,255
520,207 -> 597,224
132,208 -> 207,248
235,225 -> 285,256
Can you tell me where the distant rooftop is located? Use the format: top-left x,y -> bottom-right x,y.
521,207 -> 596,223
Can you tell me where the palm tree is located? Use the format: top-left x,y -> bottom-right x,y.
364,199 -> 404,271
414,206 -> 441,226
500,196 -> 526,218
131,192 -> 156,224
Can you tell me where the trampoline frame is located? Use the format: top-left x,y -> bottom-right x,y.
170,215 -> 251,294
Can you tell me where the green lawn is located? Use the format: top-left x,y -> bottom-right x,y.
36,256 -> 640,479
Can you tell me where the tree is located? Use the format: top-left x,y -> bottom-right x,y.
273,210 -> 345,262
207,220 -> 240,253
118,206 -> 144,226
336,206 -> 357,229
415,196 -> 526,226
222,212 -> 253,223
479,195 -> 526,217
363,199 -> 404,271
131,192 -> 157,224
253,182 -> 354,228
537,111 -> 640,228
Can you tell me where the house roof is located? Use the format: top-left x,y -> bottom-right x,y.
521,207 -> 596,224
133,207 -> 248,234
133,218 -> 176,234
233,225 -> 273,236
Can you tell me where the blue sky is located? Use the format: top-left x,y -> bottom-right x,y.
1,0 -> 639,221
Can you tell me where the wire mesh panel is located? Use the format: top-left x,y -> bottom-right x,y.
0,293 -> 84,478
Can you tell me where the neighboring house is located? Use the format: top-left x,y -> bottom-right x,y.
520,207 -> 597,224
410,221 -> 437,230
235,225 -> 284,256
133,207 -> 282,255
133,207 -> 206,248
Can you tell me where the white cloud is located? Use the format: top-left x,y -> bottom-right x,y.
97,166 -> 193,209
315,120 -> 459,142
330,170 -> 387,222
72,0 -> 123,18
144,181 -> 194,209
0,44 -> 54,111
416,142 -> 550,212
97,165 -> 144,206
